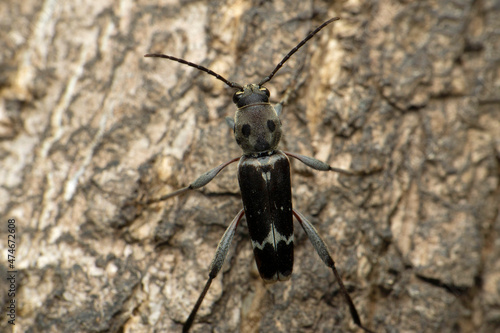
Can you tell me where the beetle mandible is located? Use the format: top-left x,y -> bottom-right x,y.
145,18 -> 375,333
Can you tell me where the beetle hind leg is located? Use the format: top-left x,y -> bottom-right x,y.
183,209 -> 245,332
293,209 -> 375,333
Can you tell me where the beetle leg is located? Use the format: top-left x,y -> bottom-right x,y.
225,117 -> 235,131
286,151 -> 383,176
145,156 -> 241,204
183,209 -> 245,332
285,151 -> 368,176
293,209 -> 375,333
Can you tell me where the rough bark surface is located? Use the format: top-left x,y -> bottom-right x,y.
1,0 -> 499,332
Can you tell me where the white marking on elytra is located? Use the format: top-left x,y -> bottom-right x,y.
251,226 -> 293,251
261,171 -> 271,183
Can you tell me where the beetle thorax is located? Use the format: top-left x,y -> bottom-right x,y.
232,84 -> 282,155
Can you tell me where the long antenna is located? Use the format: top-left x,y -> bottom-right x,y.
145,18 -> 340,89
258,17 -> 340,86
144,53 -> 244,89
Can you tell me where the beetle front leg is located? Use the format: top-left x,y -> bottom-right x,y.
293,209 -> 375,333
183,209 -> 245,332
145,156 -> 241,204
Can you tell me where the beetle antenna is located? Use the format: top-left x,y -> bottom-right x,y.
144,53 -> 244,89
258,17 -> 340,86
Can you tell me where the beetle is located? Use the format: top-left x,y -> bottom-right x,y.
145,18 -> 374,332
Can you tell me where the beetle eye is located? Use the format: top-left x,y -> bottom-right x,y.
233,90 -> 243,104
260,87 -> 270,97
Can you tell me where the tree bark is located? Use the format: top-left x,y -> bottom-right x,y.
1,0 -> 499,332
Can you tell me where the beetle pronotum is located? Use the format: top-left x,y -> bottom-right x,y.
145,18 -> 374,333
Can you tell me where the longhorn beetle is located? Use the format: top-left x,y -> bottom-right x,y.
145,18 -> 374,332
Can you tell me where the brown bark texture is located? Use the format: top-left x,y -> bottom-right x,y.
1,0 -> 499,332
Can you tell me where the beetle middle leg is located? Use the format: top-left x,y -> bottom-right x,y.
284,151 -> 373,176
144,156 -> 240,205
